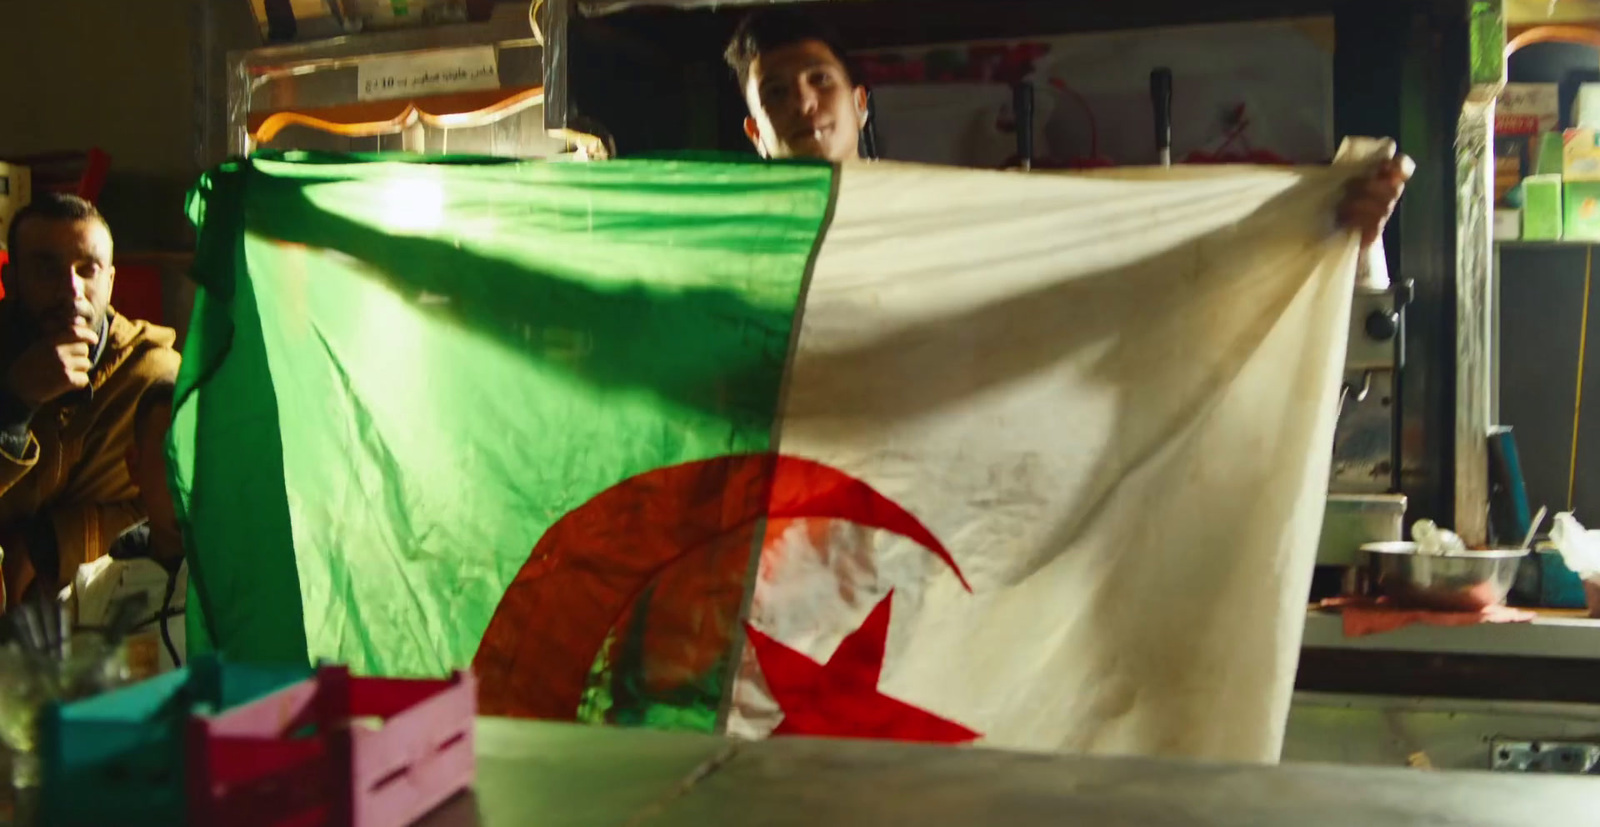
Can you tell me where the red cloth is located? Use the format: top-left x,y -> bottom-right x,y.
1318,596 -> 1538,637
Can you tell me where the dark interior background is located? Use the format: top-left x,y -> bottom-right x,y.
1498,39 -> 1600,522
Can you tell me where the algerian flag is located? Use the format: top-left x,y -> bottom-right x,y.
175,146 -> 1368,762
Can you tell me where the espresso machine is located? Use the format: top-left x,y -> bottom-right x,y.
1314,266 -> 1412,600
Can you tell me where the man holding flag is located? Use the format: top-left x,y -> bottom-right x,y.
723,7 -> 1410,247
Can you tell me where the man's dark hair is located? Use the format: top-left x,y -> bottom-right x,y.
724,8 -> 854,91
134,381 -> 177,437
4,192 -> 107,254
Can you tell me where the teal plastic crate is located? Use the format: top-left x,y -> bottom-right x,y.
39,655 -> 307,827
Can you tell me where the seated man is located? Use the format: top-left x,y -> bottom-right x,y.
723,9 -> 1408,246
69,381 -> 185,679
0,193 -> 181,605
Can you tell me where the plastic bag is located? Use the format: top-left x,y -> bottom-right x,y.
1412,519 -> 1466,556
1550,512 -> 1600,580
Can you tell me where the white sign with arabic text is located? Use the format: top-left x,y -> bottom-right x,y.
357,46 -> 500,103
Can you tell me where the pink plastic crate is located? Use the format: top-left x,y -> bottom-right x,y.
187,666 -> 476,827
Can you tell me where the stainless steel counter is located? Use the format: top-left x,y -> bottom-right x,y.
1285,691 -> 1600,771
419,718 -> 1600,826
1301,608 -> 1600,659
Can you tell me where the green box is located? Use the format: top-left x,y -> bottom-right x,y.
1524,174 -> 1563,240
1471,1 -> 1507,89
1565,180 -> 1600,240
1537,131 -> 1565,176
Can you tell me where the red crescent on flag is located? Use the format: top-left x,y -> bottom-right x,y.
473,452 -> 966,720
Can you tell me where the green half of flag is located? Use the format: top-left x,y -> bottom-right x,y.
174,151 -> 836,731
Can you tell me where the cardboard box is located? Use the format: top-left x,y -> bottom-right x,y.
1496,133 -> 1531,205
1579,82 -> 1600,130
1566,180 -> 1600,240
0,161 -> 31,250
1524,174 -> 1563,240
1495,208 -> 1521,240
1500,83 -> 1560,170
1495,84 -> 1563,207
1500,83 -> 1561,133
1565,129 -> 1600,182
1537,131 -> 1566,176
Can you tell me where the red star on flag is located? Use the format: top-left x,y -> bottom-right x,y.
746,592 -> 980,744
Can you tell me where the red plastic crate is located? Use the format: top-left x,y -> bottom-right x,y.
187,667 -> 476,827
9,148 -> 111,203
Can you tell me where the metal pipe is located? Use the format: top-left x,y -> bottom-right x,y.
1150,67 -> 1172,167
860,88 -> 880,161
1013,82 -> 1034,171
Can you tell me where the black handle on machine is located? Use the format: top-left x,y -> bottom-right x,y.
264,0 -> 298,42
859,88 -> 880,161
1389,278 -> 1413,495
1013,82 -> 1035,171
1150,67 -> 1172,167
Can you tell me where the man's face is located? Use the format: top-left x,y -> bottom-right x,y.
2,216 -> 115,335
743,39 -> 867,163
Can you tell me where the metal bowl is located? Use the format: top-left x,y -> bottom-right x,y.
1362,541 -> 1528,611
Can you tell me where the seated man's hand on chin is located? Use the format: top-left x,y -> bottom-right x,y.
1339,158 -> 1411,248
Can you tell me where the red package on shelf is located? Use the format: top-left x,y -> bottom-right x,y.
187,666 -> 476,827
112,262 -> 163,325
